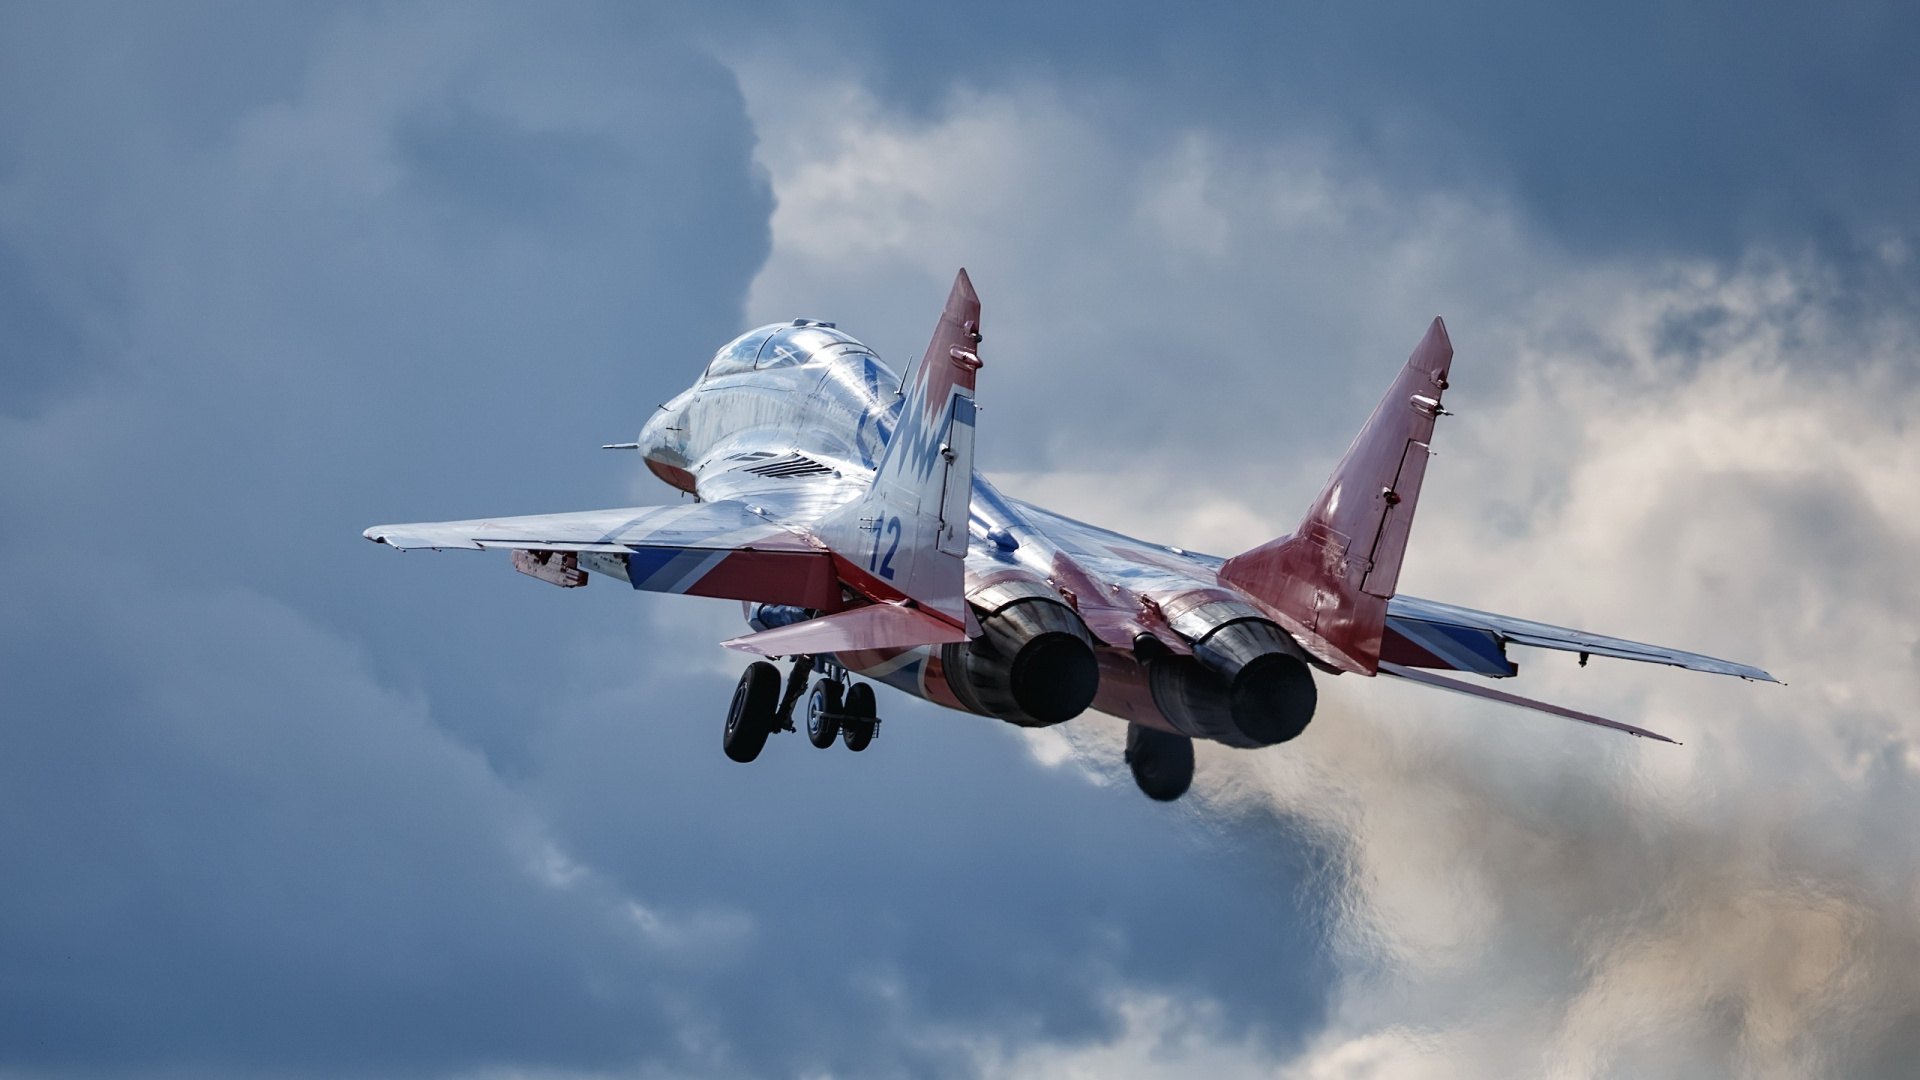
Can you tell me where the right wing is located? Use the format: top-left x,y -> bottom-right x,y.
1386,594 -> 1778,682
363,501 -> 845,610
1378,661 -> 1680,742
1374,596 -> 1779,745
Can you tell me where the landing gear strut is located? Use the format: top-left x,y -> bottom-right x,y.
773,655 -> 813,733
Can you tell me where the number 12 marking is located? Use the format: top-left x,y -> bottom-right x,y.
869,516 -> 902,580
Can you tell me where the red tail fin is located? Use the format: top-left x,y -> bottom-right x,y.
1219,318 -> 1454,674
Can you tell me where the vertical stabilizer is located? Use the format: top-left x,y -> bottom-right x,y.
1219,318 -> 1453,674
817,270 -> 982,628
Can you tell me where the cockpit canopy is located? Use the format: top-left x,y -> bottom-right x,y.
706,320 -> 890,378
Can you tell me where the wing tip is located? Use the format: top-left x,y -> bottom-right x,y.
363,527 -> 405,549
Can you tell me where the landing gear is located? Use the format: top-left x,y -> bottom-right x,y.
724,655 -> 881,760
1125,723 -> 1194,802
723,661 -> 781,763
805,678 -> 842,748
773,655 -> 813,733
841,682 -> 878,751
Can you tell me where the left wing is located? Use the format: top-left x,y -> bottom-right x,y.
363,501 -> 846,610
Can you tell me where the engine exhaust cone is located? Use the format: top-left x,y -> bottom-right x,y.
1010,632 -> 1100,724
943,597 -> 1098,727
1148,619 -> 1317,747
1226,653 -> 1316,745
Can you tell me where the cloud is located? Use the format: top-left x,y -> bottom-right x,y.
739,72 -> 1920,1076
735,68 -> 1550,501
711,0 -> 1920,261
0,3 -> 796,1074
1226,262 -> 1920,1078
3,4 -> 1917,1077
3,14 -> 1342,1077
0,573 -> 714,1073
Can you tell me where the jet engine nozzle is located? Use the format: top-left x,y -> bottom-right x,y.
1149,609 -> 1316,747
943,582 -> 1098,727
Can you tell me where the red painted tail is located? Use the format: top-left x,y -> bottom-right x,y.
1218,318 -> 1454,674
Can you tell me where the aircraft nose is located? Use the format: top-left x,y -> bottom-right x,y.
640,405 -> 680,459
637,393 -> 698,493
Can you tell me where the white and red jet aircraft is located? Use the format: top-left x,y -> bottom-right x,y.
366,271 -> 1773,801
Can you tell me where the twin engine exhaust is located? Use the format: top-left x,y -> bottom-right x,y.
760,584 -> 1317,748
942,585 -> 1315,747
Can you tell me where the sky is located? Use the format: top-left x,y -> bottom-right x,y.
1,2 -> 1917,1078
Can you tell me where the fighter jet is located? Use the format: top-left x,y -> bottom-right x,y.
365,270 -> 1774,801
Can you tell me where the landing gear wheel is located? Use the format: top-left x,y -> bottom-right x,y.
723,661 -> 781,763
841,682 -> 877,752
1125,723 -> 1194,802
806,679 -> 843,749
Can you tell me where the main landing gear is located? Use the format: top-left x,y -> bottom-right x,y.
723,655 -> 880,763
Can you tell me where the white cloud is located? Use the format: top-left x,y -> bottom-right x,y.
735,69 -> 1920,1077
733,65 -> 1546,493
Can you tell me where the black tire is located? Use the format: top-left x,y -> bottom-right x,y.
1125,723 -> 1194,802
806,679 -> 842,749
841,681 -> 877,752
723,662 -> 781,763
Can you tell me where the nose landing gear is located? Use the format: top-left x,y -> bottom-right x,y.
1124,723 -> 1194,801
724,655 -> 881,762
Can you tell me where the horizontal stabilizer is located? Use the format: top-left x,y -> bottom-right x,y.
1379,661 -> 1678,743
722,603 -> 970,657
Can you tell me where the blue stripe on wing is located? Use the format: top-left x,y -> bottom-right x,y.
1385,615 -> 1516,676
625,547 -> 732,594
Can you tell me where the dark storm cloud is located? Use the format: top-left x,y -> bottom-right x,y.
0,3 -> 1340,1077
0,238 -> 94,415
701,0 -> 1920,260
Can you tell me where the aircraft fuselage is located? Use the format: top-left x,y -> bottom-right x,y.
635,320 -> 1318,750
